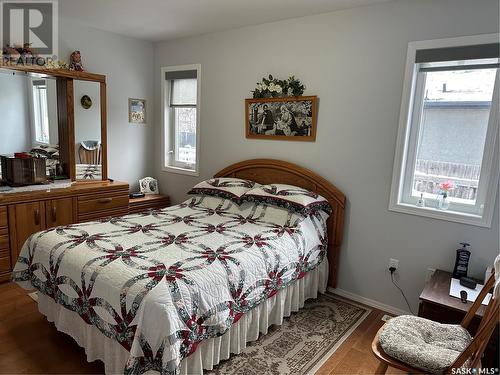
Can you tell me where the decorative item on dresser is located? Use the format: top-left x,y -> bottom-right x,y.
0,64 -> 129,283
128,194 -> 170,214
139,176 -> 159,194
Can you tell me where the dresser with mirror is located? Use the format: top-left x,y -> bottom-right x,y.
0,65 -> 129,282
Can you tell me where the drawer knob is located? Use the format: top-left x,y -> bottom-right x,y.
98,198 -> 113,204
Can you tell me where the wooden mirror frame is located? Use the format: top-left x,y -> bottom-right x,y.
0,64 -> 108,182
215,159 -> 346,287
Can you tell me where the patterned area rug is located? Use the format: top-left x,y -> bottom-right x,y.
206,292 -> 370,375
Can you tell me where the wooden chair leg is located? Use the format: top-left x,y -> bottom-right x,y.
375,361 -> 389,374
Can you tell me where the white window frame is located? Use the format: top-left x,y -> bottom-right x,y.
389,34 -> 500,228
28,79 -> 50,145
161,64 -> 201,176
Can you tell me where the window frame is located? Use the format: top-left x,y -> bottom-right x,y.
161,64 -> 201,176
389,34 -> 500,228
29,79 -> 50,145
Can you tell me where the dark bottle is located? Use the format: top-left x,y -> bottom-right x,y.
453,242 -> 471,279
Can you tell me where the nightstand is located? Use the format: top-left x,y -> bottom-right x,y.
129,194 -> 170,214
419,269 -> 498,368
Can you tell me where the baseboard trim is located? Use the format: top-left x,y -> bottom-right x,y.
328,287 -> 410,316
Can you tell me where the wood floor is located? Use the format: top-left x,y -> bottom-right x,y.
0,282 -> 403,374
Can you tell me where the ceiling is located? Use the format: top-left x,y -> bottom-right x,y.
59,0 -> 391,42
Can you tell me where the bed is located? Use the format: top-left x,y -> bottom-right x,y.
12,159 -> 346,374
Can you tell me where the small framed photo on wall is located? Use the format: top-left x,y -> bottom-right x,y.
129,98 -> 147,124
245,96 -> 318,141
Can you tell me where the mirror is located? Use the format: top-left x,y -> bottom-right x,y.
73,80 -> 102,180
0,69 -> 68,183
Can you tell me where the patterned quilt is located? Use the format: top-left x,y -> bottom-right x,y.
12,196 -> 329,374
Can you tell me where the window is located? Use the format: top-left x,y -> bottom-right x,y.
389,35 -> 499,227
161,65 -> 201,175
32,80 -> 50,144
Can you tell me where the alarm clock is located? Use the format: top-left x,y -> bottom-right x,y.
139,177 -> 159,195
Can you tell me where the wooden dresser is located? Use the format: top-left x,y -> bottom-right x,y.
0,181 -> 129,282
129,194 -> 170,214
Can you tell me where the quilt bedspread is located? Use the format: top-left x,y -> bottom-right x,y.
12,196 -> 328,374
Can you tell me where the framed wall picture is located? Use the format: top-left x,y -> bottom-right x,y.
129,98 -> 147,124
245,96 -> 318,141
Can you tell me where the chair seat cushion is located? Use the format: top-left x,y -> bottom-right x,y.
379,315 -> 472,374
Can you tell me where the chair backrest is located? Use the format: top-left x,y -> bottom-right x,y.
447,272 -> 499,372
78,142 -> 101,165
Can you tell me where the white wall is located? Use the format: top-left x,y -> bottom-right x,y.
59,19 -> 155,190
0,73 -> 31,153
153,0 -> 500,312
73,80 -> 101,149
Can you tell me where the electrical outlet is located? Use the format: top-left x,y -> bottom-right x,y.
389,258 -> 399,270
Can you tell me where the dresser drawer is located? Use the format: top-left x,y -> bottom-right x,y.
78,192 -> 129,215
0,206 -> 7,228
78,207 -> 129,223
0,234 -> 9,258
129,195 -> 170,215
0,256 -> 10,273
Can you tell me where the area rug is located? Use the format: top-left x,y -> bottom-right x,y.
206,292 -> 371,375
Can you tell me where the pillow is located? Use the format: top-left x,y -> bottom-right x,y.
188,177 -> 260,201
240,183 -> 331,215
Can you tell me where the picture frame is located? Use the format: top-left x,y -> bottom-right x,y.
245,96 -> 318,141
128,98 -> 147,124
81,95 -> 92,109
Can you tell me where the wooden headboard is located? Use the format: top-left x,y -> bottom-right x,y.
215,159 -> 346,288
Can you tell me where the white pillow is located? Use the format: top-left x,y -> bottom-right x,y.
241,183 -> 331,215
188,178 -> 260,202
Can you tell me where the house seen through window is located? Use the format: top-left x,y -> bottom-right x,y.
390,36 -> 499,227
412,67 -> 495,204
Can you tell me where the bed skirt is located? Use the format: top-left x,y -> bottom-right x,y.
36,260 -> 328,374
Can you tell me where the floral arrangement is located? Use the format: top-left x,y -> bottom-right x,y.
438,181 -> 454,198
252,75 -> 306,98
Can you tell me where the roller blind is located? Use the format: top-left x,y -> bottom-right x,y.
32,79 -> 46,87
169,78 -> 197,106
165,70 -> 197,80
415,43 -> 499,63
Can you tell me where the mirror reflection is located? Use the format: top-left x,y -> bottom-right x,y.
0,70 -> 67,187
74,80 -> 102,180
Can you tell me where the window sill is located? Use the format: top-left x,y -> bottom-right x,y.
162,165 -> 199,177
388,202 -> 490,228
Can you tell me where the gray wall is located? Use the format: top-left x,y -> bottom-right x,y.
0,73 -> 31,154
59,19 -> 155,191
153,0 -> 500,312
